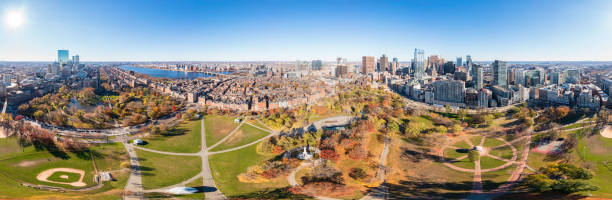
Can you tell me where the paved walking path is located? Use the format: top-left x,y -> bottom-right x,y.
123,141 -> 144,200
199,118 -> 227,200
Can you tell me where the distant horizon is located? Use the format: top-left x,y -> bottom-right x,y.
1,59 -> 612,64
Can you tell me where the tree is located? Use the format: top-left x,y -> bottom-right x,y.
554,106 -> 570,120
468,150 -> 479,162
349,168 -> 367,180
320,148 -> 339,161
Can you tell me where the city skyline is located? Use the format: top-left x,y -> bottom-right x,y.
1,0 -> 612,62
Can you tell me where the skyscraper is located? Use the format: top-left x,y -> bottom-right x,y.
473,64 -> 483,89
362,56 -> 375,74
73,55 -> 80,65
311,60 -> 323,71
492,60 -> 507,87
379,54 -> 389,72
413,49 -> 425,78
57,50 -> 69,64
391,57 -> 399,75
466,55 -> 473,75
456,57 -> 462,67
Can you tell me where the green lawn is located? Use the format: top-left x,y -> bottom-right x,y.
134,149 -> 201,190
482,137 -> 506,148
205,115 -> 241,147
481,165 -> 516,191
574,134 -> 612,198
452,159 -> 475,169
444,148 -> 466,160
210,124 -> 271,152
144,119 -> 202,153
469,136 -> 482,147
526,152 -> 549,170
0,147 -> 95,189
488,145 -> 514,160
453,140 -> 471,149
0,136 -> 23,158
562,122 -> 590,130
47,171 -> 82,183
0,139 -> 129,199
208,141 -> 289,197
246,118 -> 273,132
480,155 -> 507,170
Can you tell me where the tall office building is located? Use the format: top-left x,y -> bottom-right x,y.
466,55 -> 473,75
492,60 -> 507,87
362,56 -> 375,74
514,69 -> 526,86
336,57 -> 343,64
391,57 -> 399,75
311,60 -> 323,71
57,50 -> 69,64
72,55 -> 80,65
456,57 -> 462,67
443,61 -> 455,75
473,64 -> 484,89
413,49 -> 425,78
379,54 -> 389,72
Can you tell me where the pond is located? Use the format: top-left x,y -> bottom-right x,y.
68,98 -> 99,113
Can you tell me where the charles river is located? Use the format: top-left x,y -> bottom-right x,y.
119,65 -> 230,79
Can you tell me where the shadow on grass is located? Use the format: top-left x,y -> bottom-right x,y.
400,147 -> 457,163
232,186 -> 311,199
379,180 -> 473,199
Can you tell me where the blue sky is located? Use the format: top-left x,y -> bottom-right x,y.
1,0 -> 611,61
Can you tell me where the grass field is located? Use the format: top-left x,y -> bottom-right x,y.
480,155 -> 507,170
0,146 -> 95,189
453,140 -> 471,149
452,159 -> 475,169
245,118 -> 272,131
47,171 -> 82,183
144,119 -> 201,153
0,137 -> 129,199
482,137 -> 505,148
210,124 -> 271,152
208,141 -> 289,197
469,136 -> 482,146
445,148 -> 466,160
574,134 -> 612,198
205,115 -> 241,147
488,145 -> 514,160
481,165 -> 515,191
134,149 -> 201,190
387,134 -> 473,199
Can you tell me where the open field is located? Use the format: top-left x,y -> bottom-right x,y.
0,137 -> 129,199
469,136 -> 482,146
574,133 -> 612,198
480,155 -> 506,170
488,145 -> 514,160
205,115 -> 241,146
387,135 -> 473,199
481,165 -> 515,191
210,123 -> 271,152
208,141 -> 290,198
134,148 -> 201,190
144,119 -> 201,153
483,137 -> 505,148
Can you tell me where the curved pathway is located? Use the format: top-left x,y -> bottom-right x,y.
439,134 -> 521,200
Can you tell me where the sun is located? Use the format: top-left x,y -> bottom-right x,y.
4,9 -> 25,29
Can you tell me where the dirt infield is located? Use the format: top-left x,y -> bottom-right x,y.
601,125 -> 612,139
36,168 -> 87,187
